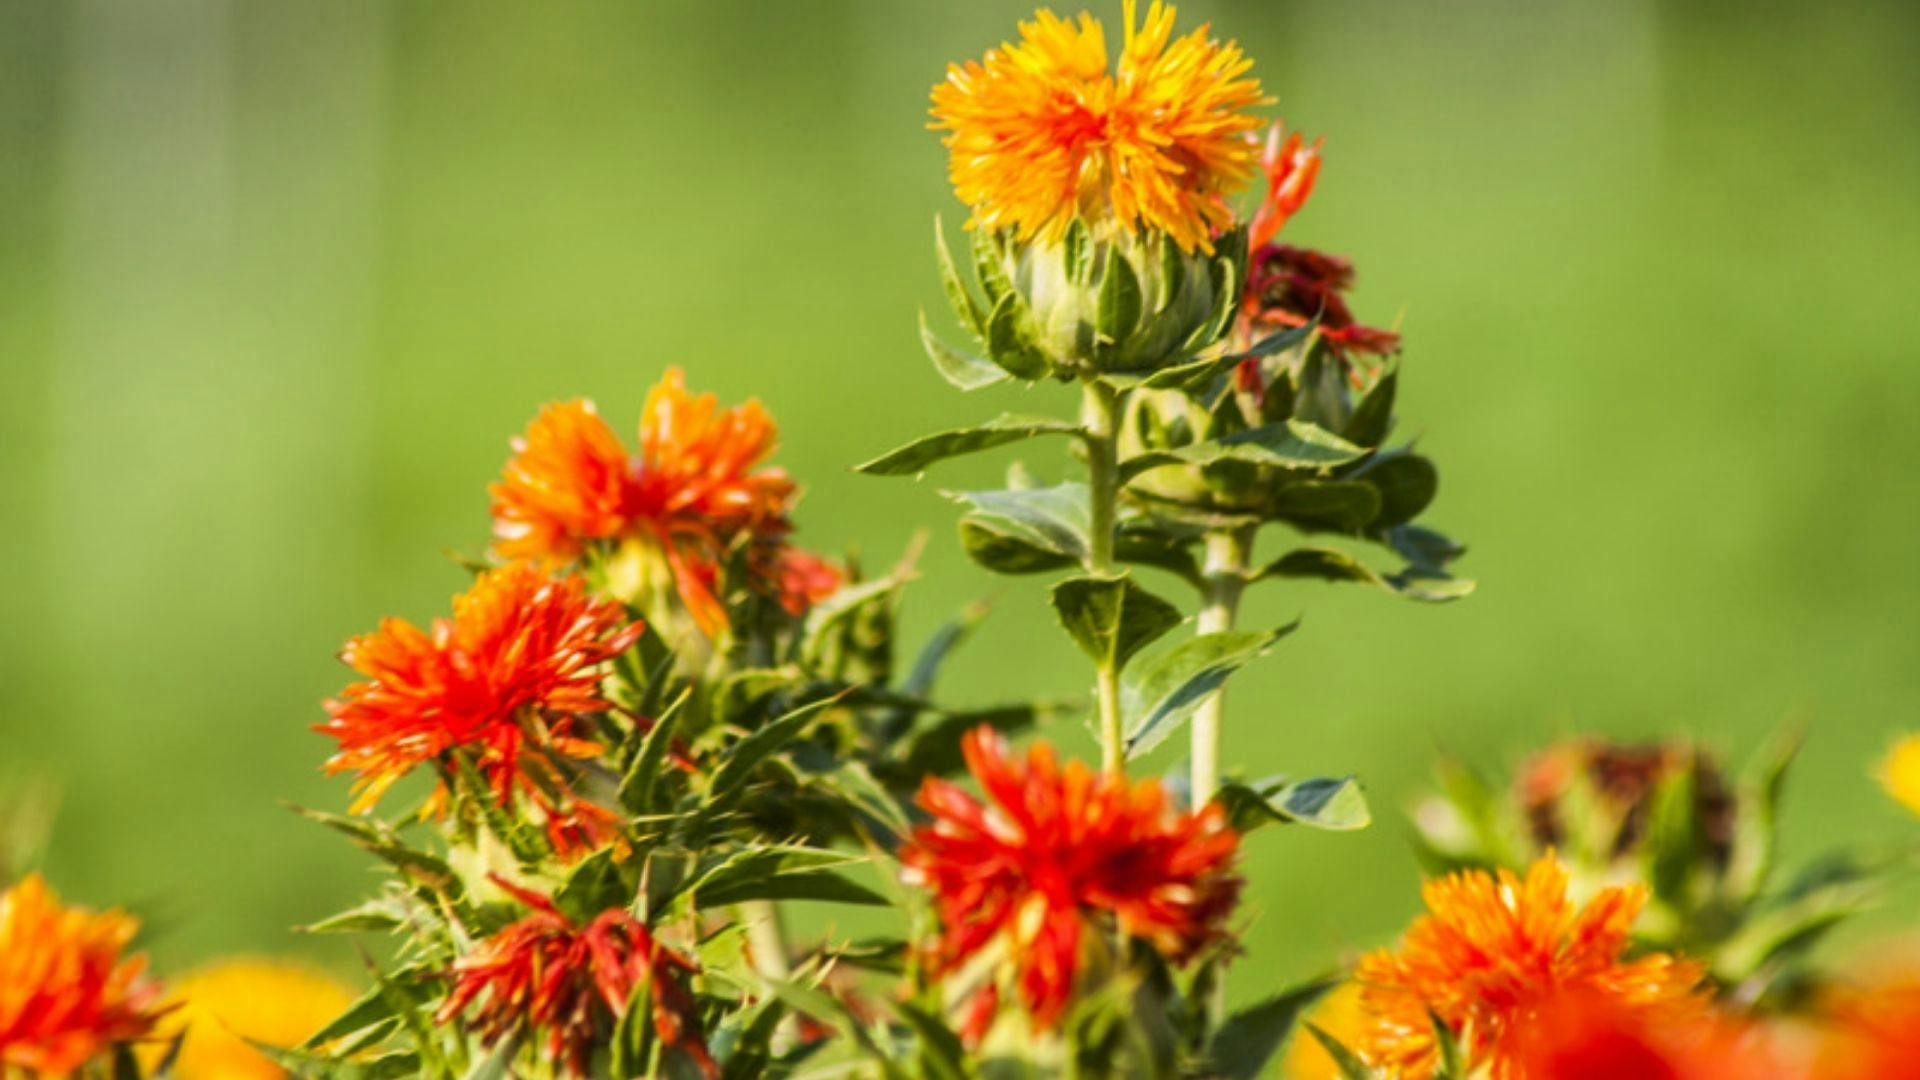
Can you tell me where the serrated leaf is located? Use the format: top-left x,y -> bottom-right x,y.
919,311 -> 1008,392
688,845 -> 886,908
1205,979 -> 1332,1080
1219,776 -> 1371,831
856,414 -> 1082,476
1122,624 -> 1297,759
1050,574 -> 1183,671
958,516 -> 1078,575
947,483 -> 1091,564
620,685 -> 689,815
1256,546 -> 1475,602
705,695 -> 843,807
302,895 -> 410,935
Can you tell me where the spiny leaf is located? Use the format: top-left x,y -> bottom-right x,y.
933,217 -> 984,336
1205,979 -> 1333,1080
947,483 -> 1092,564
920,310 -> 1007,392
1119,419 -> 1367,483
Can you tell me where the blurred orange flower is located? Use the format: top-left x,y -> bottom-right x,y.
490,368 -> 795,632
1816,978 -> 1920,1080
440,875 -> 714,1079
0,873 -> 167,1077
1506,991 -> 1787,1080
772,547 -> 843,616
930,1 -> 1268,253
901,727 -> 1240,1039
1354,855 -> 1703,1079
318,562 -> 640,854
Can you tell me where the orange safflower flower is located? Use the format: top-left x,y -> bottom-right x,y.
930,1 -> 1269,254
1353,855 -> 1703,1080
439,876 -> 715,1079
1506,991 -> 1786,1080
490,369 -> 796,633
901,727 -> 1240,1039
0,874 -> 168,1076
1816,979 -> 1920,1080
317,562 -> 641,854
1248,122 -> 1321,250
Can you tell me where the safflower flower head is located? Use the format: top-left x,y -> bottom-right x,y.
154,958 -> 355,1080
931,1 -> 1268,254
438,875 -> 715,1079
1247,122 -> 1322,250
317,561 -> 641,855
900,727 -> 1240,1040
1876,733 -> 1920,817
490,368 -> 797,633
1353,854 -> 1704,1080
0,873 -> 168,1077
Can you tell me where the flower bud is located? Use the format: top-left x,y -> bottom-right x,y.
977,223 -> 1242,378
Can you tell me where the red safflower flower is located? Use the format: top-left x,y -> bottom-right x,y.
317,562 -> 641,856
1353,855 -> 1704,1080
1243,243 -> 1401,361
900,727 -> 1240,1039
490,369 -> 797,633
1248,122 -> 1322,250
772,547 -> 843,616
0,874 -> 169,1076
439,876 -> 715,1079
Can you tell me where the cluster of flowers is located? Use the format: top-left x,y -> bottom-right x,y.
4,3 -> 1917,1079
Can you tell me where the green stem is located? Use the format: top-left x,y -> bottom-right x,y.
1190,525 -> 1255,806
1081,378 -> 1127,775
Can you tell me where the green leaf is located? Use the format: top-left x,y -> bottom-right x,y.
1726,723 -> 1803,904
1642,763 -> 1702,909
1256,546 -> 1475,602
1122,624 -> 1298,760
947,483 -> 1091,564
1359,452 -> 1438,529
933,216 -> 984,336
688,845 -> 887,908
1385,523 -> 1468,573
1050,573 -> 1183,672
896,1001 -> 971,1080
620,685 -> 689,815
461,1036 -> 520,1080
303,982 -> 401,1048
1119,419 -> 1367,482
958,515 -> 1077,574
302,894 -> 410,935
856,414 -> 1082,476
799,574 -> 908,668
753,976 -> 911,1080
1219,776 -> 1371,832
704,696 -> 843,808
554,848 -> 629,924
1096,243 -> 1143,344
1713,860 -> 1883,980
984,292 -> 1049,380
919,310 -> 1006,392
1205,980 -> 1332,1080
1292,342 -> 1353,433
902,598 -> 993,698
294,808 -> 458,893
1306,1023 -> 1380,1080
1268,480 -> 1382,531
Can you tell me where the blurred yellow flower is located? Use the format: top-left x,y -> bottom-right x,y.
1279,980 -> 1365,1080
156,959 -> 354,1080
1879,734 -> 1920,816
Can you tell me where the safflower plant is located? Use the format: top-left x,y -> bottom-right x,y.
6,4 -> 1919,1080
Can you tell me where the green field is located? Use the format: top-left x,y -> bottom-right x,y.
3,0 -> 1916,996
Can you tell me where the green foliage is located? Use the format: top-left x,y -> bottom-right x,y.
1122,624 -> 1298,760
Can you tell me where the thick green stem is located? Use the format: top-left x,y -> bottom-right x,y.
1190,525 -> 1255,806
1081,378 -> 1127,774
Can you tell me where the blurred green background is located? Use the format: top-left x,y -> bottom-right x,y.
3,0 -> 1916,998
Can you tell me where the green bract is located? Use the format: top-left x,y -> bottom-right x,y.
926,219 -> 1245,382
